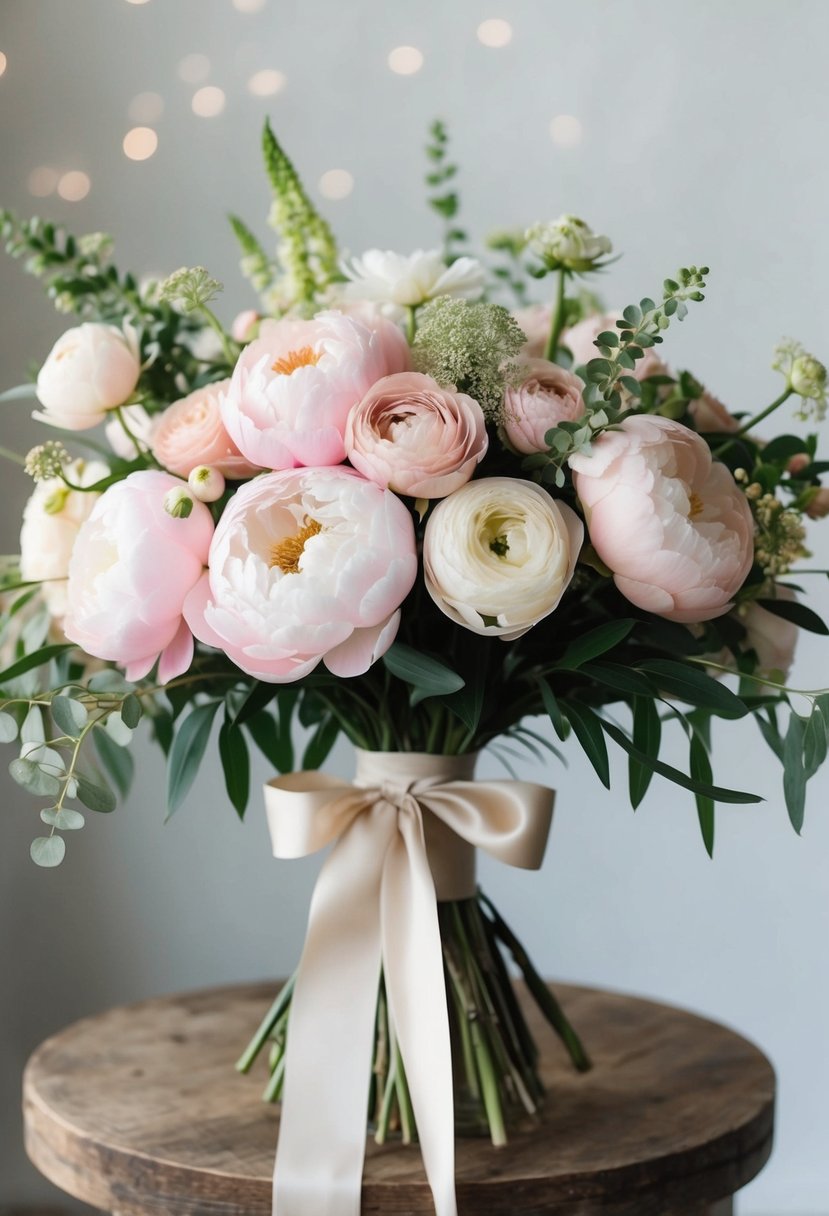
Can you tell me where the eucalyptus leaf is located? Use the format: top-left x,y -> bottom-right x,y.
0,383 -> 38,402
756,598 -> 829,636
637,660 -> 747,718
75,774 -> 117,814
20,705 -> 45,745
10,757 -> 61,797
94,724 -> 135,798
30,835 -> 66,867
629,696 -> 661,809
121,693 -> 143,729
106,712 -> 133,747
689,731 -> 715,857
783,713 -> 807,833
52,695 -> 87,736
803,704 -> 827,779
0,711 -> 18,743
40,806 -> 85,830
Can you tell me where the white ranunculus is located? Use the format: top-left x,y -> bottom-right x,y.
423,477 -> 584,639
525,215 -> 612,272
104,403 -> 157,459
19,458 -> 110,618
35,322 -> 141,431
342,249 -> 486,308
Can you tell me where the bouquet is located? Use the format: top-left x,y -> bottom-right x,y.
3,120 -> 828,1216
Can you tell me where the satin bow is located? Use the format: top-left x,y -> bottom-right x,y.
264,749 -> 554,1216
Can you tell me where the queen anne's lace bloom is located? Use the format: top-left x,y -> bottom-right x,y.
570,415 -> 754,623
342,249 -> 486,308
183,467 -> 418,682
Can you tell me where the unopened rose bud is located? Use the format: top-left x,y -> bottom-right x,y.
163,486 -> 194,518
787,453 -> 810,475
806,487 -> 829,520
188,465 -> 226,503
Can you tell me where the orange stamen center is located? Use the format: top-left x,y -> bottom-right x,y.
689,491 -> 704,519
269,519 -> 322,574
271,346 -> 321,376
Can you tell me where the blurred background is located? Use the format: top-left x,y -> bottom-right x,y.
1,1 -> 828,1212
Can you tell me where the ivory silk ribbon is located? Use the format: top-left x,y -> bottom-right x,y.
264,749 -> 555,1216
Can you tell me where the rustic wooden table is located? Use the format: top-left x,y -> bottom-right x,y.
22,981 -> 774,1216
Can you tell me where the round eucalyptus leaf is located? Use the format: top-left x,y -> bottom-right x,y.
40,806 -> 85,831
0,711 -> 18,743
10,757 -> 62,798
106,712 -> 133,747
52,695 -> 88,736
30,835 -> 66,867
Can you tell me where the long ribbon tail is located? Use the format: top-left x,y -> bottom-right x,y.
381,803 -> 458,1216
273,806 -> 391,1216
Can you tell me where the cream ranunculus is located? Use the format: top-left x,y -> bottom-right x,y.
19,458 -> 110,618
423,477 -> 584,639
525,216 -> 612,272
35,322 -> 141,430
342,249 -> 486,308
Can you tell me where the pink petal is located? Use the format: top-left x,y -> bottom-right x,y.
124,653 -> 158,682
158,618 -> 195,683
323,611 -> 400,678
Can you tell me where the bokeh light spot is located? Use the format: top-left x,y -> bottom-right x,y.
318,169 -> 354,200
57,171 -> 91,202
549,114 -> 583,148
123,127 -> 158,161
247,69 -> 286,97
388,46 -> 423,75
477,19 -> 512,47
192,86 -> 226,118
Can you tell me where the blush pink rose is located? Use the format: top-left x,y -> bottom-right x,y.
64,471 -> 214,681
183,467 -> 417,682
564,313 -> 669,380
152,381 -> 261,479
501,358 -> 585,454
220,310 -> 410,470
570,415 -> 754,623
345,372 -> 487,498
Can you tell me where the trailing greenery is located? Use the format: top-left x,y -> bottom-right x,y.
424,119 -> 468,264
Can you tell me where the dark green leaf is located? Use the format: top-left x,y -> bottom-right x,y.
602,719 -> 762,803
756,598 -> 829,636
755,710 -> 785,762
804,704 -> 827,779
75,774 -> 117,814
783,713 -> 806,833
580,661 -> 655,699
629,696 -> 661,809
383,644 -> 465,698
233,681 -> 276,726
302,714 -> 340,771
0,643 -> 72,686
637,660 -> 748,718
557,620 -> 635,670
538,678 -> 567,741
761,434 -> 809,464
94,726 -> 135,799
166,701 -> 221,817
219,714 -> 250,819
562,700 -> 610,788
690,731 -> 715,856
444,669 -> 485,734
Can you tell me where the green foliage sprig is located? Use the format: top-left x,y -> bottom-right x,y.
424,120 -> 467,264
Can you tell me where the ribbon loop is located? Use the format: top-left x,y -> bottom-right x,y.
265,750 -> 555,1216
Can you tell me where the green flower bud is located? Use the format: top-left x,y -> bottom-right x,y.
790,353 -> 827,399
163,487 -> 194,519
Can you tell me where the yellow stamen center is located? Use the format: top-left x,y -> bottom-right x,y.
269,519 -> 322,574
271,346 -> 321,376
689,491 -> 704,519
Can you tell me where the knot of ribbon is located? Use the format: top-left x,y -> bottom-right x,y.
264,749 -> 555,1216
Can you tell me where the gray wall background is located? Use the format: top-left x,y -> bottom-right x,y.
1,1 -> 828,1212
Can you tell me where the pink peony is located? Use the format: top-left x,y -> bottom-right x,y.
345,372 -> 487,498
501,358 -> 585,454
570,415 -> 754,623
64,471 -> 214,681
513,304 -> 552,358
740,588 -> 798,680
564,313 -> 669,380
152,380 -> 261,479
220,310 -> 410,470
688,390 -> 740,434
183,467 -> 418,682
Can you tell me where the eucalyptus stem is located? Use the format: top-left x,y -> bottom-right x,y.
544,267 -> 568,362
715,388 -> 795,457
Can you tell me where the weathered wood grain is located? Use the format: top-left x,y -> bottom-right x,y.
23,982 -> 774,1215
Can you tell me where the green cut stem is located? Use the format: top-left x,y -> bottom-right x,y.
544,267 -> 568,362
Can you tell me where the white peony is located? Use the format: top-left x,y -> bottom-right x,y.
525,215 -> 612,272
19,458 -> 110,618
342,249 -> 486,309
35,322 -> 141,430
423,477 -> 583,640
105,403 -> 157,460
